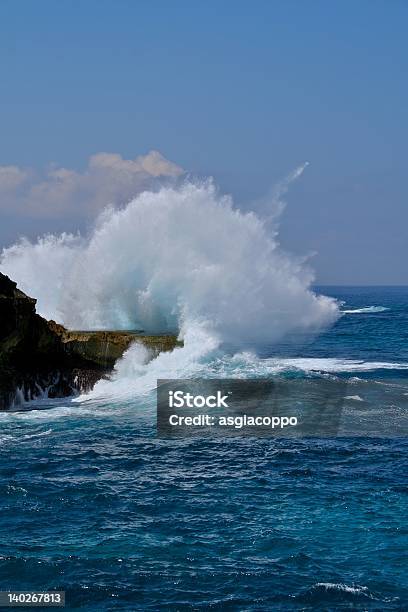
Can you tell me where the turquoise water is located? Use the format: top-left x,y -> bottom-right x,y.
1,287 -> 407,610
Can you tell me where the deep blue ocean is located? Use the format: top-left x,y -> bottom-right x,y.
1,287 -> 407,610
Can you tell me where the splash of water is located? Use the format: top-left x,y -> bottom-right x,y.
1,179 -> 337,342
1,178 -> 339,398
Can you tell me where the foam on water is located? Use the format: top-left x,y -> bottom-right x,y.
205,353 -> 408,377
78,341 -> 408,403
341,306 -> 389,314
257,356 -> 408,372
344,395 -> 364,401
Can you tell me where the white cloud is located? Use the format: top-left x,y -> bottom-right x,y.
0,165 -> 31,191
0,151 -> 183,219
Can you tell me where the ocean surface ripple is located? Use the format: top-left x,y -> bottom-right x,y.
0,289 -> 407,610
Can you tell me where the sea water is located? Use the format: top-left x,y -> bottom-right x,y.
0,181 -> 407,609
0,287 -> 407,610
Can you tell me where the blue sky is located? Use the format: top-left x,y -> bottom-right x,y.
0,0 -> 407,284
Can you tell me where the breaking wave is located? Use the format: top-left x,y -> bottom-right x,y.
1,179 -> 337,356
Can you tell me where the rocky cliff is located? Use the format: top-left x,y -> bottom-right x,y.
0,272 -> 179,410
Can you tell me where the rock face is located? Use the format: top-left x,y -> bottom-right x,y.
0,272 -> 180,410
48,324 -> 180,369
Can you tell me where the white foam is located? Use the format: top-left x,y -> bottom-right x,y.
341,306 -> 389,314
265,356 -> 408,372
315,582 -> 369,596
77,347 -> 408,403
206,353 -> 408,376
22,428 -> 53,440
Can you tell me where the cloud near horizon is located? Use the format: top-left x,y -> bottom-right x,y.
0,151 -> 184,220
